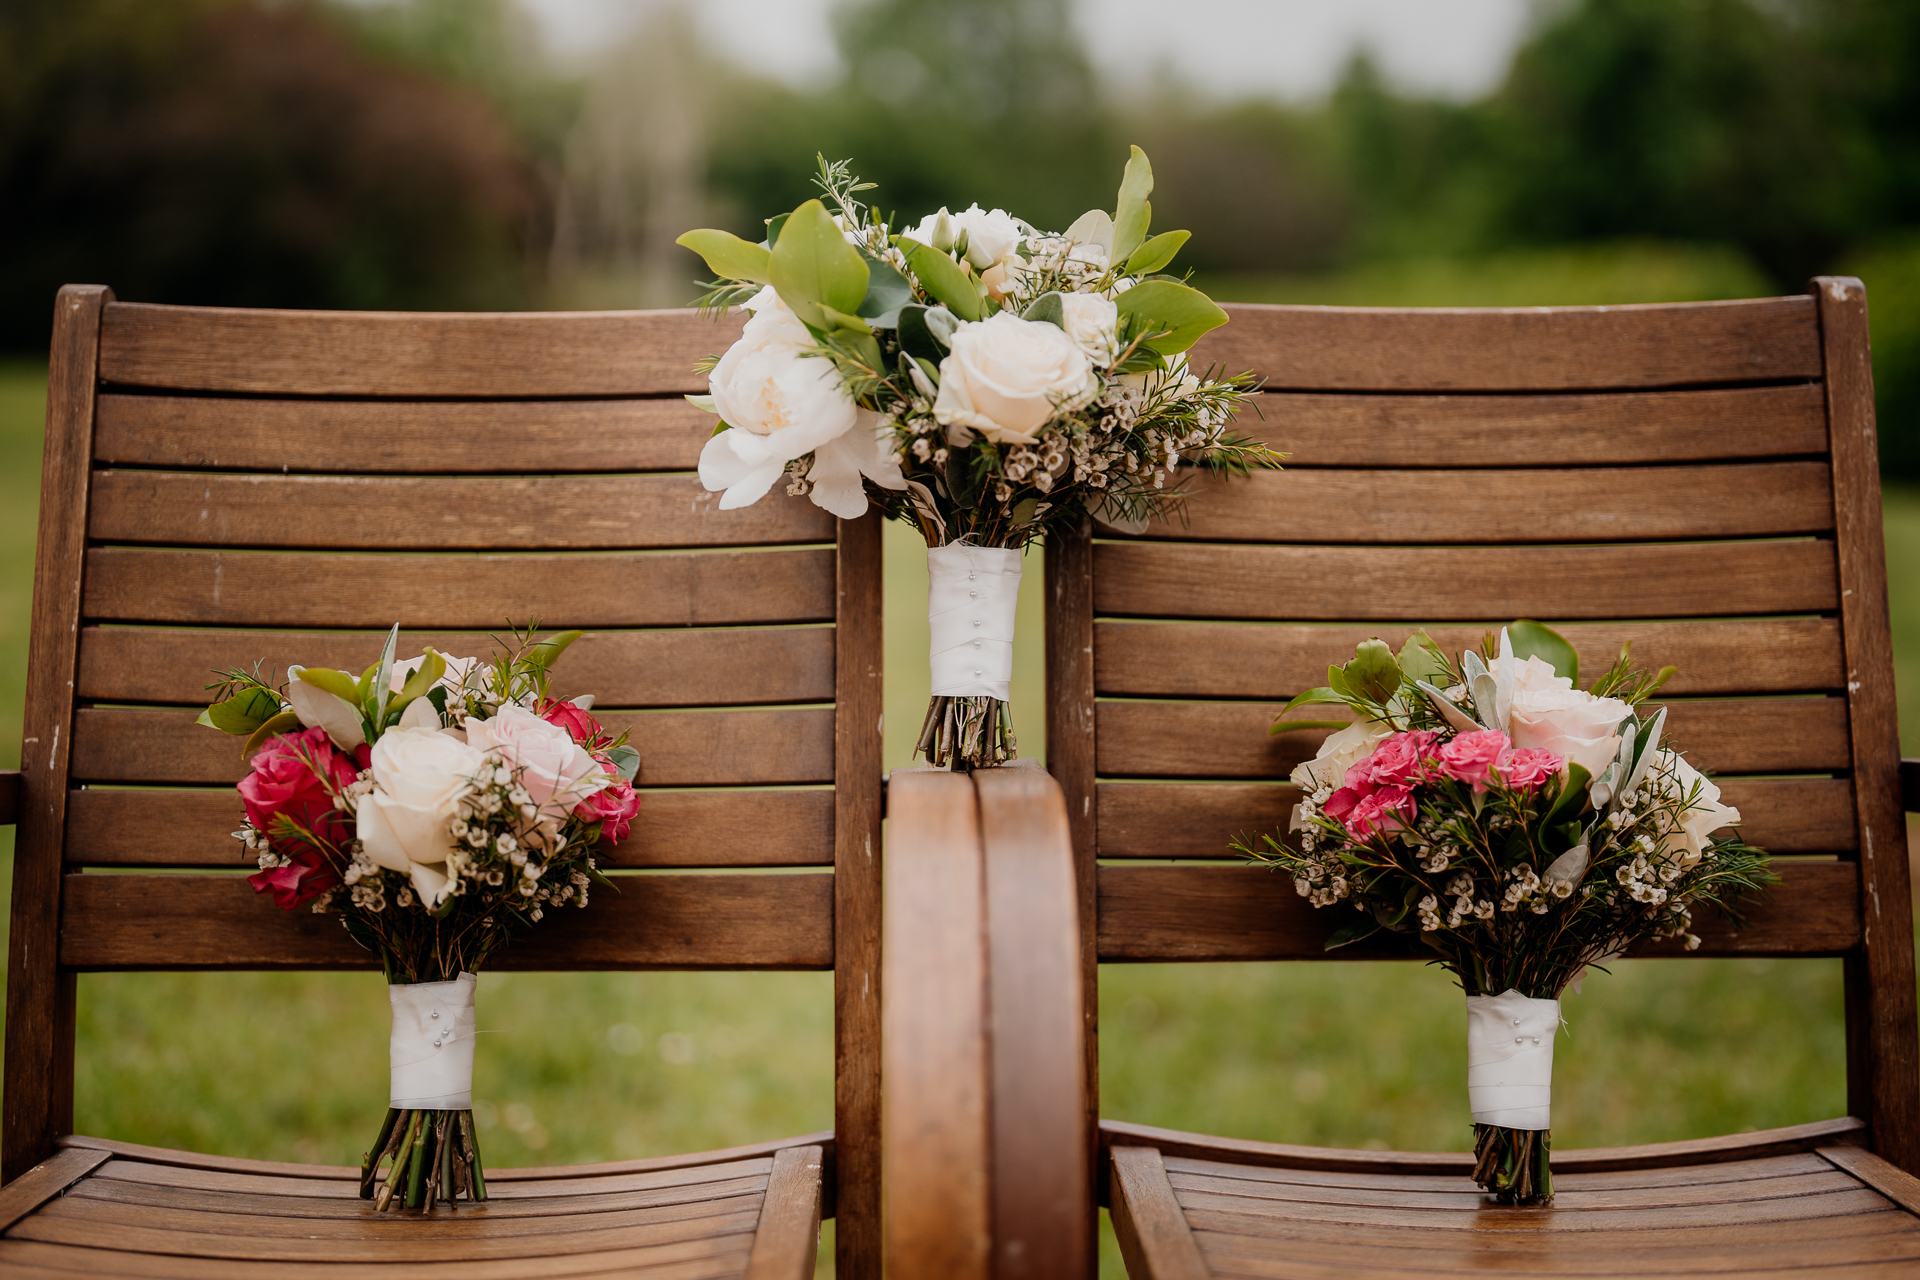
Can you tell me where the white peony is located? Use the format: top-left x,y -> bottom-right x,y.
358,727 -> 487,908
908,204 -> 1025,271
1653,750 -> 1741,868
803,407 -> 907,519
464,704 -> 607,821
1057,292 -> 1118,366
932,311 -> 1097,445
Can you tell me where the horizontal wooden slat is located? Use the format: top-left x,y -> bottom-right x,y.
1095,696 -> 1850,780
70,706 -> 834,787
81,547 -> 835,629
1095,777 -> 1856,860
1092,540 -> 1839,621
1141,463 -> 1834,545
88,471 -> 830,551
1095,861 -> 1858,962
1236,384 -> 1830,467
99,303 -> 745,397
93,395 -> 714,474
77,625 -> 835,708
64,787 -> 834,868
1095,618 -> 1846,700
1192,296 -> 1822,391
59,871 -> 833,969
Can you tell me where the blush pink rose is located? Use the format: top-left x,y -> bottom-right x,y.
1497,747 -> 1564,791
575,758 -> 641,844
1359,731 -> 1440,788
1341,785 -> 1416,839
1437,729 -> 1510,790
467,704 -> 608,819
239,727 -> 361,850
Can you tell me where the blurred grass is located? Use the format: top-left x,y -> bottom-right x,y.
0,246 -> 1913,1279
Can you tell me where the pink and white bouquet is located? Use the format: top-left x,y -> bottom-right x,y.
677,151 -> 1279,769
1238,622 -> 1772,1205
200,624 -> 639,1211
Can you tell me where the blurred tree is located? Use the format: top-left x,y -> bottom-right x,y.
0,0 -> 546,348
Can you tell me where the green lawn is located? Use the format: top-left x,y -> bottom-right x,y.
1,245 -> 1914,1277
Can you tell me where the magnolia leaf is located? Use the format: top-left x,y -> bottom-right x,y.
1124,229 -> 1189,275
1021,291 -> 1066,328
1624,706 -> 1667,795
856,254 -> 913,326
1470,671 -> 1500,729
202,686 -> 283,736
674,229 -> 771,284
524,629 -> 583,671
1114,280 -> 1227,354
240,710 -> 303,760
770,199 -> 869,328
1271,719 -> 1353,733
1344,639 -> 1402,704
818,304 -> 872,334
1542,842 -> 1591,887
899,237 -> 983,321
296,665 -> 361,703
1111,145 -> 1155,263
1509,618 -> 1579,685
395,649 -> 446,706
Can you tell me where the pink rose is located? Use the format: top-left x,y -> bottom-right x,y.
540,698 -> 609,751
1437,729 -> 1510,790
1342,785 -> 1416,839
1359,731 -> 1440,788
575,758 -> 641,844
1321,779 -> 1373,830
1497,747 -> 1564,791
239,727 -> 361,850
248,848 -> 340,911
467,703 -> 608,819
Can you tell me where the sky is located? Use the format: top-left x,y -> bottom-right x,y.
520,0 -> 1537,100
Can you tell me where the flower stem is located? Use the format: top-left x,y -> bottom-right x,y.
360,1107 -> 401,1200
1472,1124 -> 1553,1205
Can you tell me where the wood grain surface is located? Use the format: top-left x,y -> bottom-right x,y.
60,872 -> 834,970
1191,295 -> 1821,391
77,624 -> 835,709
1094,618 -> 1845,700
64,786 -> 836,869
743,1145 -> 823,1280
1135,462 -> 1834,545
1109,1146 -> 1209,1280
89,470 -> 831,551
93,394 -> 714,474
69,705 -> 835,788
1095,861 -> 1858,963
81,546 -> 836,629
1235,384 -> 1829,467
99,302 -> 745,397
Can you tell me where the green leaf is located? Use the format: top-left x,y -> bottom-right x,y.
1021,291 -> 1065,328
392,649 -> 446,711
684,393 -> 717,413
896,305 -> 954,362
604,743 -> 640,784
856,254 -> 913,326
899,237 -> 984,321
240,710 -> 303,760
1111,145 -> 1155,263
769,199 -> 869,329
1396,631 -> 1449,685
1124,229 -> 1189,275
764,212 -> 789,246
1540,763 -> 1593,830
373,623 -> 399,725
674,229 -> 771,284
1324,916 -> 1381,951
818,304 -> 872,334
1508,619 -> 1579,685
1114,280 -> 1228,354
524,630 -> 582,671
1343,639 -> 1402,704
297,666 -> 362,703
203,686 -> 283,735
1271,719 -> 1353,733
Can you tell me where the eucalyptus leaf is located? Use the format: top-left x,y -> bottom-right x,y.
673,229 -> 771,284
1508,618 -> 1579,685
1111,145 -> 1155,263
855,254 -> 913,327
605,743 -> 640,784
770,199 -> 870,328
1124,229 -> 1189,275
899,238 -> 983,321
1470,671 -> 1500,730
296,665 -> 362,703
1542,842 -> 1591,887
1021,291 -> 1066,328
1114,280 -> 1227,354
1064,208 -> 1114,254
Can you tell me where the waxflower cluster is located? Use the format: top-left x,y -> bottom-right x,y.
1237,622 -> 1773,1205
678,151 -> 1278,769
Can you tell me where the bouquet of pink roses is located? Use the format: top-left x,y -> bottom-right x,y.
201,624 -> 639,1212
1238,622 -> 1771,1204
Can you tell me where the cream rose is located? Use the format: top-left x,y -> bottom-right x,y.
1652,750 -> 1741,868
1291,719 -> 1391,793
358,727 -> 487,908
464,704 -> 607,820
933,312 -> 1097,445
1058,292 -> 1118,366
1509,684 -> 1633,779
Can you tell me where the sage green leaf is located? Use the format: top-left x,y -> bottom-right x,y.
1416,679 -> 1484,733
900,237 -> 983,321
856,254 -> 913,326
1114,280 -> 1227,354
1021,291 -> 1066,328
373,623 -> 399,724
605,743 -> 640,784
524,629 -> 582,671
674,229 -> 771,284
1344,639 -> 1402,704
1124,229 -> 1189,275
770,199 -> 869,329
1508,618 -> 1579,685
1064,209 -> 1114,254
203,685 -> 283,735
1111,145 -> 1155,263
240,709 -> 303,760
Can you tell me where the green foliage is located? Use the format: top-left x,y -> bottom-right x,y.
1125,230 -> 1190,275
898,237 -> 984,320
1111,145 -> 1155,263
1507,619 -> 1578,684
674,230 -> 771,284
1114,280 -> 1229,354
769,200 -> 870,330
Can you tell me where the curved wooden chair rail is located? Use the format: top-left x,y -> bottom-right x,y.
1,290 -> 883,1278
1034,281 -> 1920,1277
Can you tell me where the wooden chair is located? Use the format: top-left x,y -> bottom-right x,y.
0,286 -> 885,1277
1019,278 -> 1920,1275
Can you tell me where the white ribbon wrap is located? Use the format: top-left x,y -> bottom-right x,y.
390,973 -> 478,1110
1465,990 -> 1559,1130
927,543 -> 1023,700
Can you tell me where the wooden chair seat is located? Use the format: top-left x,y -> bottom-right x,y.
1105,1120 -> 1920,1279
0,1135 -> 824,1278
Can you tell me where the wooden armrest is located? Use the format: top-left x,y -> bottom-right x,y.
881,766 -> 1092,1277
0,769 -> 18,826
1902,759 -> 1920,813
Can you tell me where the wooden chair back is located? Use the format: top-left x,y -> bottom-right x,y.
1045,278 -> 1920,1172
5,287 -> 885,1270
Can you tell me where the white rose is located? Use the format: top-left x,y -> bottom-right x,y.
698,285 -> 862,511
1509,684 -> 1633,779
1058,292 -> 1118,366
1653,751 -> 1740,868
358,727 -> 487,908
285,666 -> 366,750
1487,629 -> 1570,730
464,704 -> 607,820
932,312 -> 1097,445
1290,719 -> 1390,793
910,204 -> 1025,270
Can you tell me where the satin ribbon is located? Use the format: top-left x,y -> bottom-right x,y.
390,972 -> 478,1110
1465,990 -> 1559,1130
927,543 -> 1022,700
